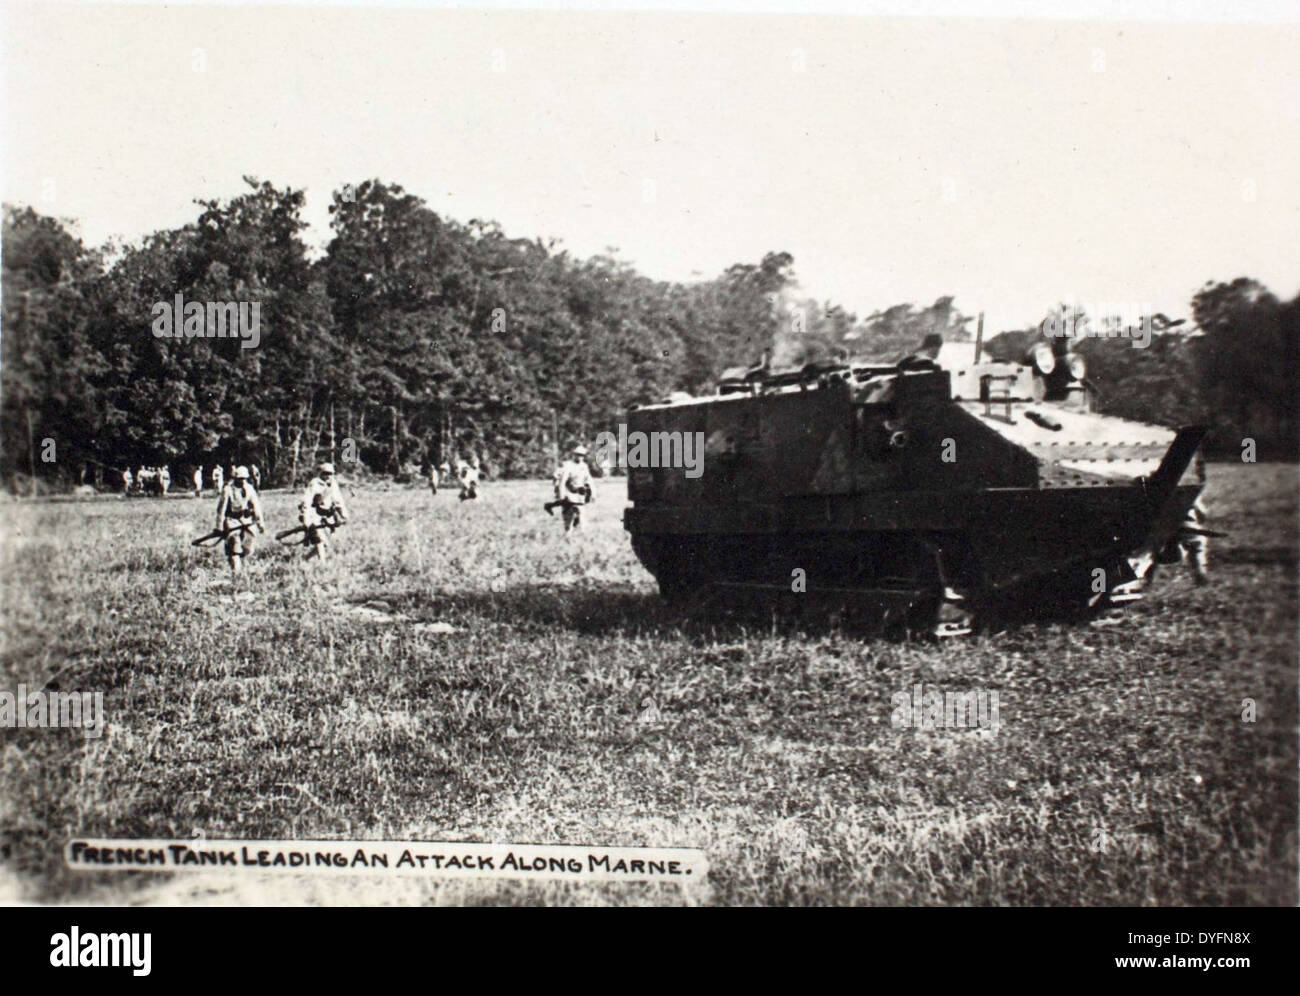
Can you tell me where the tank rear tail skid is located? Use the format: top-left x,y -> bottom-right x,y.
1126,425 -> 1210,579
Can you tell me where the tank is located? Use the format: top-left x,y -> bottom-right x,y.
621,334 -> 1208,636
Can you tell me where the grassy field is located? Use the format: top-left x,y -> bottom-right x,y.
1,462 -> 1295,906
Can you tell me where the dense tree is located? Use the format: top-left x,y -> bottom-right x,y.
2,185 -> 1296,491
1,207 -> 108,490
847,296 -> 975,362
1192,279 -> 1299,459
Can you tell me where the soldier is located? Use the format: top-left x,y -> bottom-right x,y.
1146,495 -> 1211,587
250,464 -> 262,490
122,467 -> 133,495
214,466 -> 265,579
458,461 -> 480,501
428,463 -> 439,496
159,465 -> 170,496
553,444 -> 593,534
211,464 -> 224,493
299,461 -> 349,561
192,466 -> 203,498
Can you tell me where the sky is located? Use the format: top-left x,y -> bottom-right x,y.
2,0 -> 1297,334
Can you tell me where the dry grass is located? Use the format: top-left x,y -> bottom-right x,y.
0,463 -> 1295,905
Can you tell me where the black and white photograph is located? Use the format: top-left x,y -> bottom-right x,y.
0,0 -> 1296,924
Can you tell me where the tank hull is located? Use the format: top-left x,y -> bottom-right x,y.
628,484 -> 1200,594
620,355 -> 1206,632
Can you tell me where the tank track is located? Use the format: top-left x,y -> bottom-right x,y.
635,532 -> 1143,637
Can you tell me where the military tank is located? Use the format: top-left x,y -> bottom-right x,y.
621,331 -> 1207,636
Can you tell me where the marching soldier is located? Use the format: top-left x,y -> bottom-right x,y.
553,444 -> 593,534
192,466 -> 203,498
299,462 -> 349,561
214,466 -> 265,579
211,464 -> 224,493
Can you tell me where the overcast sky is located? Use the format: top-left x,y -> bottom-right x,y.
3,1 -> 1296,333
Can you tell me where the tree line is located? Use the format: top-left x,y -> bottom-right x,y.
2,177 -> 1295,491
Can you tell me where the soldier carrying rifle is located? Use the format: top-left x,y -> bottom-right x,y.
546,444 -> 593,535
298,461 -> 348,562
214,465 -> 265,579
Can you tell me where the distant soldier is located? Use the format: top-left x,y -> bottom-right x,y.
211,464 -> 224,493
122,467 -> 133,495
214,466 -> 265,579
299,462 -> 348,562
428,464 -> 439,495
250,464 -> 262,490
192,466 -> 203,498
159,465 -> 170,496
552,444 -> 593,534
458,461 -> 480,501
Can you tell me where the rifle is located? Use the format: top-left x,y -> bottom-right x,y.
1174,525 -> 1227,539
275,515 -> 344,545
192,521 -> 260,547
543,484 -> 592,515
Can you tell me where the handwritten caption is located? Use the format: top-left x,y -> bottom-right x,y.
66,838 -> 707,883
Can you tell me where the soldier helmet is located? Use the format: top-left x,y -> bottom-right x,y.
571,445 -> 588,457
233,466 -> 250,480
319,462 -> 335,475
